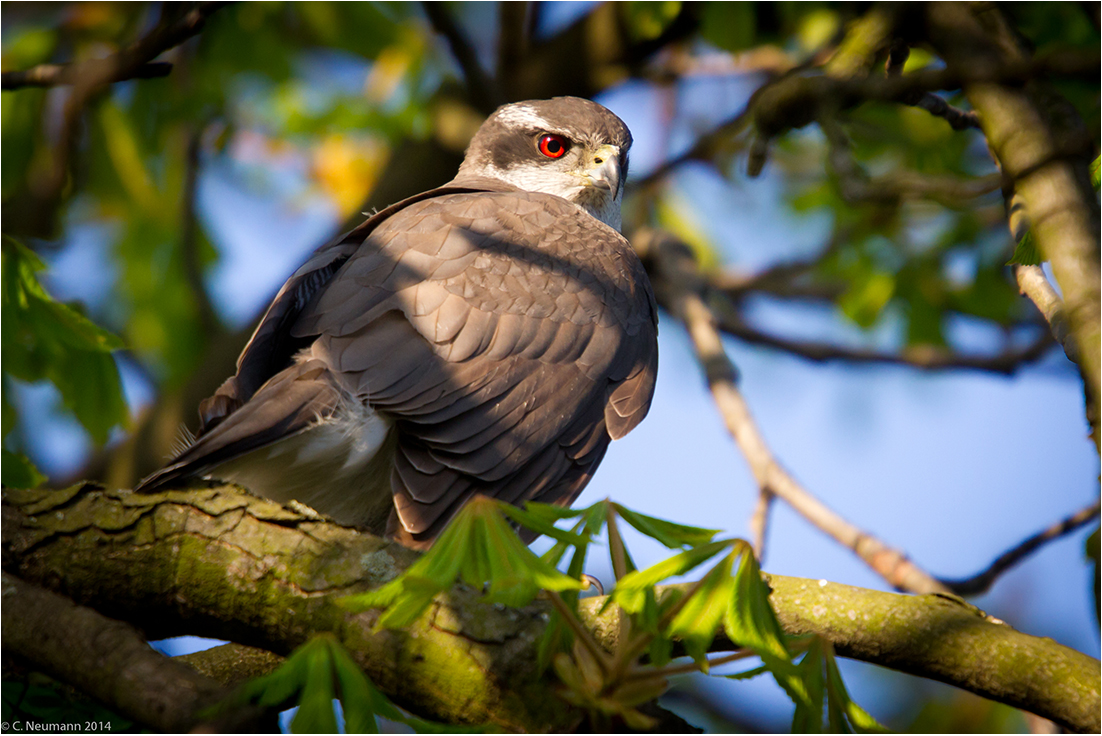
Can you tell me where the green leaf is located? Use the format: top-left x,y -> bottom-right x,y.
666,551 -> 736,665
620,1 -> 682,42
500,503 -> 593,547
792,638 -> 826,734
2,673 -> 134,732
613,539 -> 734,614
726,551 -> 808,708
1090,155 -> 1100,190
2,450 -> 46,488
2,237 -> 127,444
722,664 -> 770,681
344,496 -> 585,628
700,2 -> 757,52
1006,230 -> 1042,266
839,270 -> 896,328
612,503 -> 721,548
227,634 -> 461,734
328,641 -> 380,734
290,644 -> 339,734
823,641 -> 888,733
787,636 -> 888,733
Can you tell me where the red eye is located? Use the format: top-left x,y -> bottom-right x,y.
538,134 -> 567,158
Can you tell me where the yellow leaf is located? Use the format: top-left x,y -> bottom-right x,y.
311,134 -> 386,218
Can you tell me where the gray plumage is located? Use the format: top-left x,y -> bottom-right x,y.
136,97 -> 658,549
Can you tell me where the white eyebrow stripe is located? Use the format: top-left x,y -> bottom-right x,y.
494,104 -> 554,131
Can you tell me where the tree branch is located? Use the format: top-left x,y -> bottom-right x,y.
745,46 -> 1098,175
1,3 -> 228,92
175,642 -> 285,687
1,62 -> 173,91
600,576 -> 1098,734
181,126 -> 221,337
3,484 -> 1097,732
1015,265 -> 1076,360
1,483 -> 581,732
1,2 -> 230,239
635,228 -> 950,596
886,40 -> 981,131
926,2 -> 1101,450
0,572 -> 266,732
940,500 -> 1101,596
710,304 -> 1055,375
421,2 -> 502,113
820,115 -> 1001,207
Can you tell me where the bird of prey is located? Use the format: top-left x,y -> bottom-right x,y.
137,97 -> 658,549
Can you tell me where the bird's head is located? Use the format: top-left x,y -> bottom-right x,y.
457,97 -> 632,231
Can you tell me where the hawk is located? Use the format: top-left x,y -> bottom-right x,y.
137,97 -> 658,549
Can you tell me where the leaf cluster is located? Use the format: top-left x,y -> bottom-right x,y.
342,497 -> 886,733
220,633 -> 460,734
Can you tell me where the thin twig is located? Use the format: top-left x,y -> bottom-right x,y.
821,115 -> 999,205
710,305 -> 1055,375
625,649 -> 756,681
635,108 -> 753,187
886,40 -> 981,131
637,228 -> 950,595
421,2 -> 502,112
743,49 -> 1098,176
940,501 -> 1101,596
16,2 -> 230,232
2,61 -> 173,90
634,44 -> 1094,187
749,488 -> 774,560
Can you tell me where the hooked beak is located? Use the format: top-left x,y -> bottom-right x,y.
584,145 -> 622,198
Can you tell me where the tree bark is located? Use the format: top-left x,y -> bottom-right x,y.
3,484 -> 1098,732
926,2 -> 1101,449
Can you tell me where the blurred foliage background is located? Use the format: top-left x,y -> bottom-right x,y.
2,2 -> 1098,732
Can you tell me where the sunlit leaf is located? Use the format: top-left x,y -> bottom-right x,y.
500,503 -> 593,547
613,539 -> 733,613
344,496 -> 585,628
823,640 -> 888,733
792,637 -> 825,734
726,550 -> 808,708
839,269 -> 895,328
1006,230 -> 1042,266
666,551 -> 735,665
612,503 -> 721,549
722,664 -> 770,681
229,634 -> 462,734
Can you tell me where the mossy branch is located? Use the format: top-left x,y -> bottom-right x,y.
2,484 -> 1098,732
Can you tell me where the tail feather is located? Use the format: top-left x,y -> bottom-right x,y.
135,359 -> 342,493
